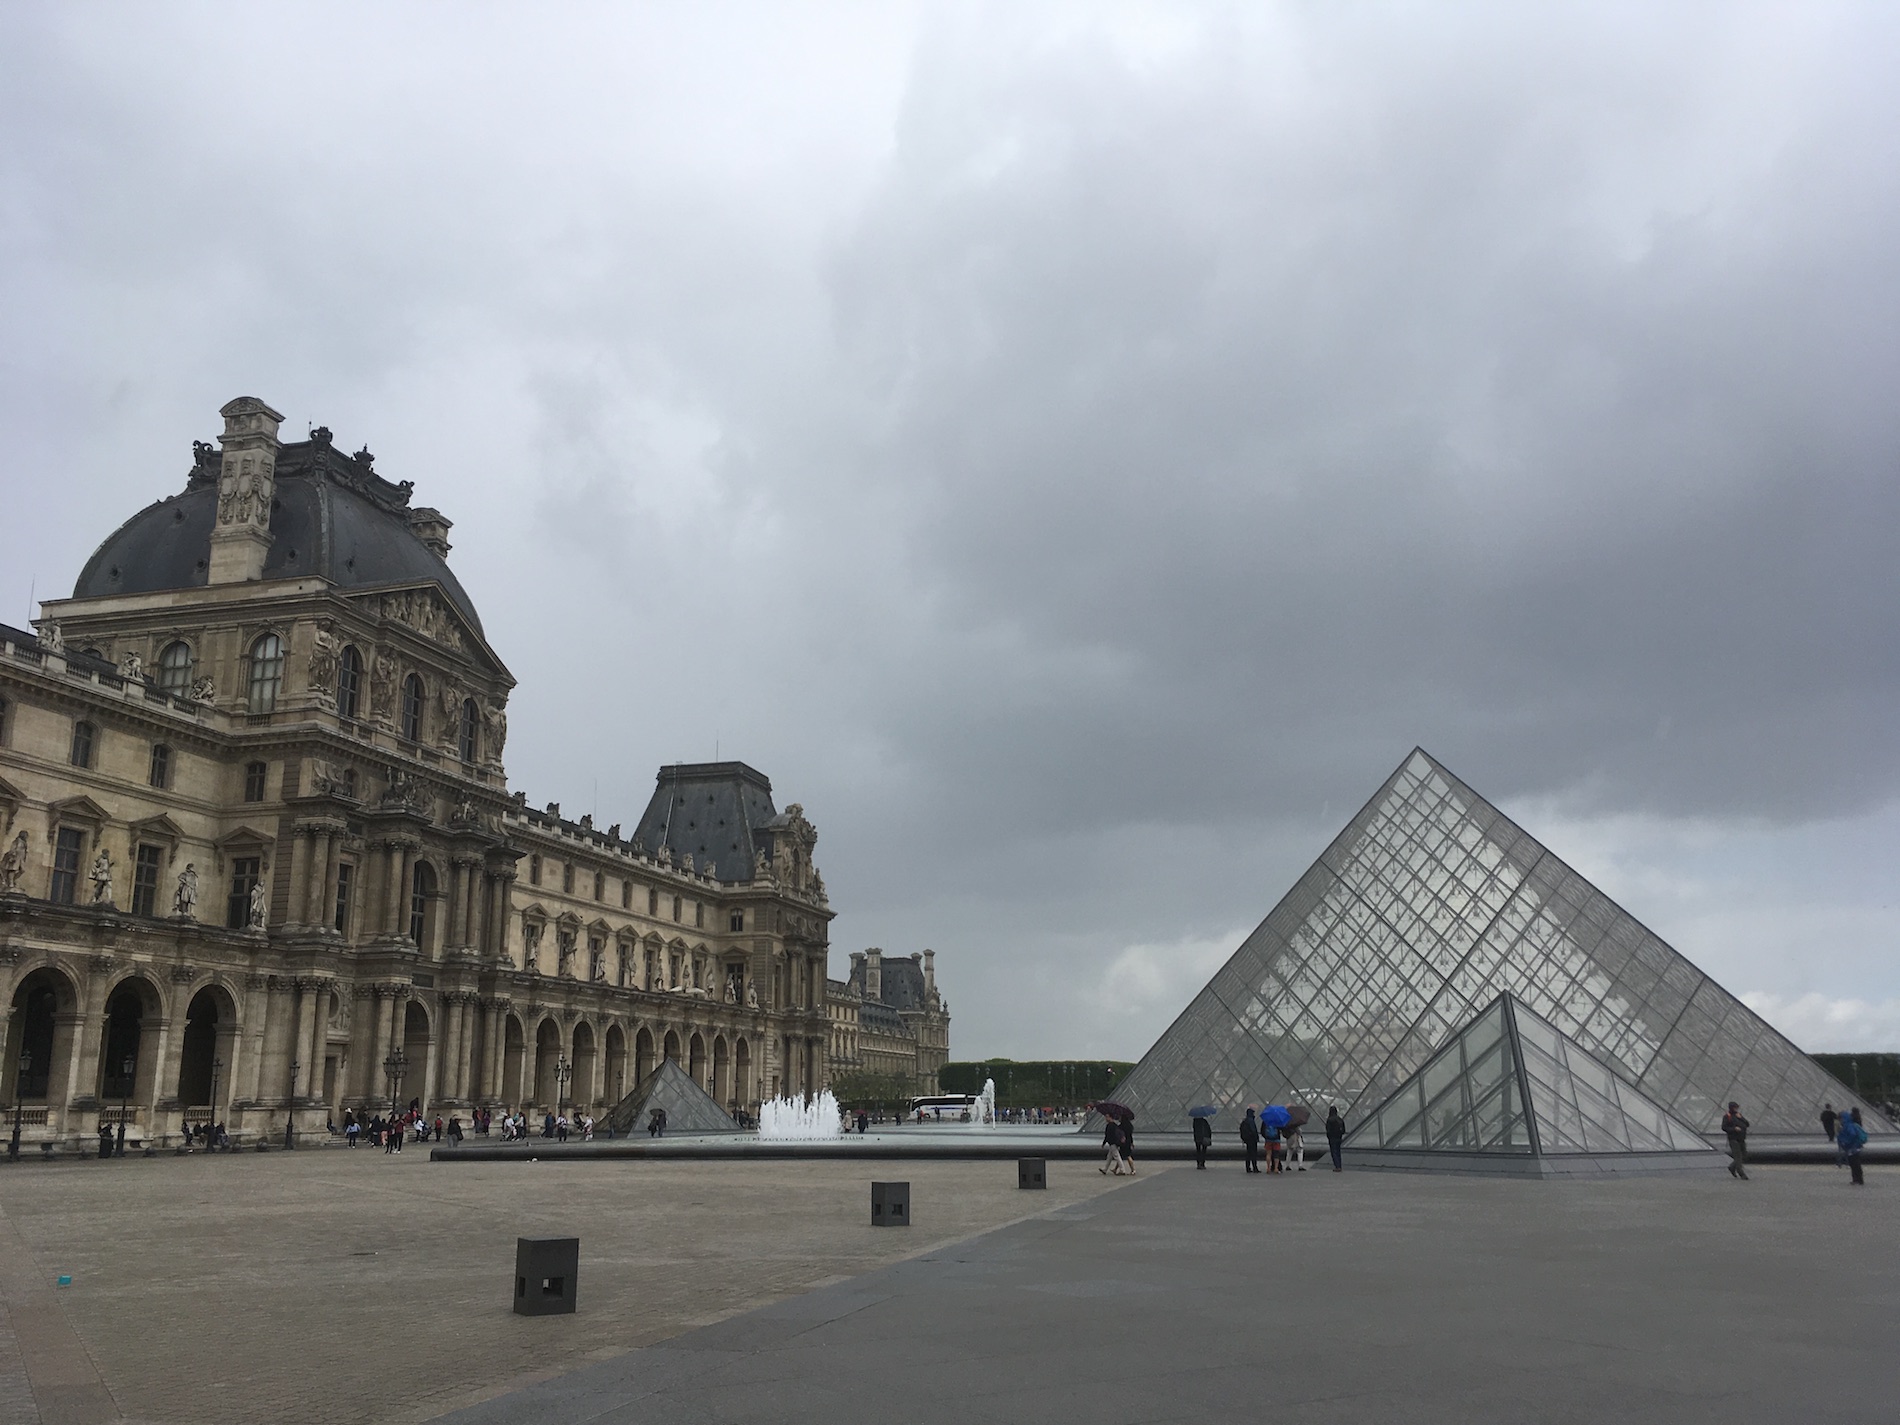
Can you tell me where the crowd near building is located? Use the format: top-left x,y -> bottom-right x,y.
0,397 -> 948,1151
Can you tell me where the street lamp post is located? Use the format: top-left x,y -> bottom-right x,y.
384,1047 -> 406,1120
8,1051 -> 28,1161
285,1059 -> 299,1150
116,1053 -> 134,1157
555,1055 -> 572,1119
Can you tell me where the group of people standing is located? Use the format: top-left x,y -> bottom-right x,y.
1819,1102 -> 1870,1185
1230,1106 -> 1346,1173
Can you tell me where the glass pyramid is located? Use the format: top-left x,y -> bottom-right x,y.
601,1057 -> 744,1137
1098,749 -> 1887,1141
1347,993 -> 1711,1166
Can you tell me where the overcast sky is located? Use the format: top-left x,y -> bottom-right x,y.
4,3 -> 1898,1059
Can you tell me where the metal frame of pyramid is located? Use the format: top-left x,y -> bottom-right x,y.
1343,991 -> 1718,1175
1093,749 -> 1888,1148
601,1057 -> 745,1137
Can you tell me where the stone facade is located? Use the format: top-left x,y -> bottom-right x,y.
0,397 -> 834,1149
827,948 -> 951,1097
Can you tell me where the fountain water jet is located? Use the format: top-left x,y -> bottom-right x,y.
758,1089 -> 844,1141
969,1077 -> 997,1128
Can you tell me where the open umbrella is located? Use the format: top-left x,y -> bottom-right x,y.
1188,1106 -> 1218,1119
1261,1105 -> 1292,1129
1287,1105 -> 1311,1127
1095,1101 -> 1134,1122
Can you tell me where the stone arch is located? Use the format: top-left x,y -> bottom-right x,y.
713,1034 -> 730,1108
99,973 -> 165,1106
177,982 -> 241,1114
572,1020 -> 598,1108
400,999 -> 431,1111
604,1023 -> 628,1104
5,963 -> 81,1107
634,1025 -> 654,1084
502,1013 -> 526,1106
662,1028 -> 681,1064
688,1031 -> 707,1089
532,1016 -> 563,1109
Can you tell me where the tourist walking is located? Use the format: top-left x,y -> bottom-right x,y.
1100,1118 -> 1124,1175
1240,1107 -> 1261,1173
1286,1121 -> 1306,1171
1192,1112 -> 1212,1169
1325,1106 -> 1346,1172
1721,1101 -> 1749,1180
1120,1118 -> 1137,1175
1821,1103 -> 1837,1143
1837,1109 -> 1868,1185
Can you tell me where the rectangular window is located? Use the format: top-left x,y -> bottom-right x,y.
149,742 -> 171,789
243,761 -> 268,802
593,871 -> 604,902
621,880 -> 632,909
51,827 -> 84,904
695,902 -> 704,929
562,863 -> 574,894
227,856 -> 261,930
70,720 -> 95,768
333,862 -> 354,933
132,844 -> 163,917
729,909 -> 745,932
648,887 -> 658,916
672,895 -> 682,923
529,854 -> 542,886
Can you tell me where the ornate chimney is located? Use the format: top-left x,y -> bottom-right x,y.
207,396 -> 284,584
922,948 -> 937,999
863,948 -> 882,1003
407,507 -> 453,559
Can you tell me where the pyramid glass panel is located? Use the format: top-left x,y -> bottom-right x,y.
1094,748 -> 1889,1140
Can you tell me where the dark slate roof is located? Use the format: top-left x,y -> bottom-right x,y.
71,433 -> 484,634
600,1057 -> 743,1136
848,954 -> 931,1012
859,1000 -> 916,1040
632,762 -> 778,884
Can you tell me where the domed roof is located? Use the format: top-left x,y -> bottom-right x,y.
73,431 -> 484,635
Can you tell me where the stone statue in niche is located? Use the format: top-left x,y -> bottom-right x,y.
754,847 -> 771,880
173,863 -> 199,919
247,879 -> 268,930
307,627 -> 340,697
369,650 -> 398,724
89,849 -> 114,906
0,831 -> 29,894
724,973 -> 738,1005
745,982 -> 760,1010
482,701 -> 508,758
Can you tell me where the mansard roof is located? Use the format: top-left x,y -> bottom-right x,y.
633,762 -> 780,885
72,430 -> 484,634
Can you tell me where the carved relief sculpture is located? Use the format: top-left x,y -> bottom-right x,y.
173,863 -> 199,918
368,650 -> 398,726
39,621 -> 63,652
190,675 -> 217,704
119,650 -> 144,681
308,625 -> 341,700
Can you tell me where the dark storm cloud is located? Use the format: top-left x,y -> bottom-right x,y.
3,3 -> 1897,1055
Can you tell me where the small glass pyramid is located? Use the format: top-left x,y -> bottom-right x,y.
1094,749 -> 1886,1143
1347,992 -> 1712,1170
601,1057 -> 744,1136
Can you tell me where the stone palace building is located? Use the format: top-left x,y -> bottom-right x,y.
0,397 -> 849,1149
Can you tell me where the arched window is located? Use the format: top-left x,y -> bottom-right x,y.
247,633 -> 284,713
156,641 -> 193,697
458,698 -> 479,763
400,674 -> 423,742
409,860 -> 436,945
336,645 -> 363,720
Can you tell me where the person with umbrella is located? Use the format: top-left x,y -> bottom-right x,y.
1239,1105 -> 1261,1174
1190,1107 -> 1215,1169
1285,1106 -> 1309,1172
1096,1103 -> 1133,1176
1261,1105 -> 1290,1173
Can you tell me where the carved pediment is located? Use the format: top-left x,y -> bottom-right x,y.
47,794 -> 110,828
128,814 -> 186,849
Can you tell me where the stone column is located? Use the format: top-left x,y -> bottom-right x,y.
290,827 -> 313,926
447,860 -> 470,948
397,844 -> 416,940
492,871 -> 516,962
458,998 -> 480,1105
238,974 -> 271,1106
382,842 -> 406,936
299,980 -> 327,1099
482,1000 -> 505,1100
311,831 -> 336,930
440,994 -> 463,1100
367,987 -> 395,1107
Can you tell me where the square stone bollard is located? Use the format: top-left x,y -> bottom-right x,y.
1018,1157 -> 1047,1189
514,1237 -> 579,1315
871,1181 -> 910,1227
